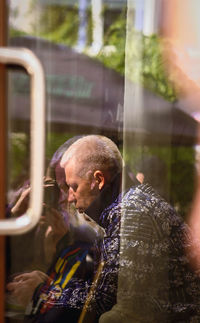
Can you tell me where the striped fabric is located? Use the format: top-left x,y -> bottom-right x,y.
31,244 -> 89,315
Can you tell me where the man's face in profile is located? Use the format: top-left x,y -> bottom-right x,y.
64,160 -> 100,213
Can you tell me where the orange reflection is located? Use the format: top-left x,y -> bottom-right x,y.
161,0 -> 200,97
162,0 -> 200,270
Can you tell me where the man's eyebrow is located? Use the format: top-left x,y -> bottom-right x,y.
71,183 -> 78,190
63,183 -> 69,190
65,180 -> 76,189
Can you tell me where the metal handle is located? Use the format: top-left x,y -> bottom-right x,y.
0,47 -> 45,234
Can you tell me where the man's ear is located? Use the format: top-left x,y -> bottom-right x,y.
93,170 -> 105,190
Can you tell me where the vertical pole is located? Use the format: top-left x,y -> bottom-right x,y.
91,0 -> 103,54
77,0 -> 88,52
143,0 -> 158,35
134,0 -> 144,32
0,0 -> 6,321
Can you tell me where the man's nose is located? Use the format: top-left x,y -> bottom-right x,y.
68,187 -> 75,203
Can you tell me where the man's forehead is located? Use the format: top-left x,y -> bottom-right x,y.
64,158 -> 80,180
65,158 -> 77,171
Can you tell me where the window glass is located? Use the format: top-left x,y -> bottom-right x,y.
5,1 -> 200,322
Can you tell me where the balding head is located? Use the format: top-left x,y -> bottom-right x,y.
60,135 -> 123,213
60,135 -> 123,182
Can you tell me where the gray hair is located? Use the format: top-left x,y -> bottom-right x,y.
60,135 -> 123,181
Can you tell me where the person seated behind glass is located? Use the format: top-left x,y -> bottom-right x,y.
8,135 -> 200,323
43,135 -> 200,322
6,137 -> 104,322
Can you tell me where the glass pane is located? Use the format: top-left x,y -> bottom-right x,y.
5,0 -> 200,322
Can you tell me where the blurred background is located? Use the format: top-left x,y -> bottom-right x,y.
2,1 -> 200,320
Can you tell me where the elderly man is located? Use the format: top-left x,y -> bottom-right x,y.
60,135 -> 200,322
24,135 -> 200,322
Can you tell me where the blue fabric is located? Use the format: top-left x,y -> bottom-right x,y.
25,183 -> 200,322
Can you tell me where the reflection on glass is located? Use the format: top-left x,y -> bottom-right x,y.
5,0 -> 200,322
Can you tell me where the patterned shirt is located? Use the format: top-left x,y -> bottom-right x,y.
25,183 -> 200,322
